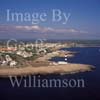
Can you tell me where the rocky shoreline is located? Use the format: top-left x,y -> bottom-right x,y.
0,48 -> 95,77
0,63 -> 95,77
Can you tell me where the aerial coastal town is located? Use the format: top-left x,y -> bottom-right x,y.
0,40 -> 95,76
0,40 -> 76,67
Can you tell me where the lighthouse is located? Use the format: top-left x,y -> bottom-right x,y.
64,54 -> 68,64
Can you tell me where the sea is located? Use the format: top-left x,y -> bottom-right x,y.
0,46 -> 100,100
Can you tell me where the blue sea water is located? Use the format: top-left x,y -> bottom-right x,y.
0,47 -> 100,100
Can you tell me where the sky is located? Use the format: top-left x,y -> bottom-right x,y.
0,0 -> 100,39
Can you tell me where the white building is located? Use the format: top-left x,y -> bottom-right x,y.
10,60 -> 17,67
58,61 -> 68,64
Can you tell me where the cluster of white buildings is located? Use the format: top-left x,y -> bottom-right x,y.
16,50 -> 33,58
0,55 -> 17,67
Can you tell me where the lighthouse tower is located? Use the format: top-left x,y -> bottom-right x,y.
64,54 -> 68,64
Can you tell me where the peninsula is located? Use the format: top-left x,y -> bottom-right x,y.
0,41 -> 95,77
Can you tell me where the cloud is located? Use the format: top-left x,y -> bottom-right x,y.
0,25 -> 88,34
14,25 -> 87,34
15,25 -> 41,31
0,25 -> 90,39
